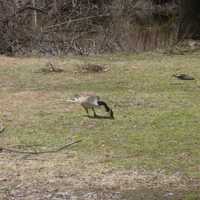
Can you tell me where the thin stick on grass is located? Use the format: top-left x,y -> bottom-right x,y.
0,140 -> 82,154
0,127 -> 4,133
0,123 -> 4,133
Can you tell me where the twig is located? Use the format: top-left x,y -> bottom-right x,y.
0,123 -> 4,133
17,6 -> 48,15
45,14 -> 110,29
0,127 -> 4,133
0,140 -> 82,155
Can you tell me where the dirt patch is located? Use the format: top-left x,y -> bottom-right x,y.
0,56 -> 19,67
0,91 -> 72,129
0,56 -> 68,69
0,56 -> 29,67
0,91 -> 69,112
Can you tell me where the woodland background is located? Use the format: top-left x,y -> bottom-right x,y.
0,0 -> 199,56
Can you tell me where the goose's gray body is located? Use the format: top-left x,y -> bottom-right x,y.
80,95 -> 99,108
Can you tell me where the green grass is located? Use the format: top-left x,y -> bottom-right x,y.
1,52 -> 200,178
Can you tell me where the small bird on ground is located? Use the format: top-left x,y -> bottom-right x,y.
67,93 -> 114,119
172,74 -> 195,80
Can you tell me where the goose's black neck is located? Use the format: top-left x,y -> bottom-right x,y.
98,101 -> 109,111
98,100 -> 114,119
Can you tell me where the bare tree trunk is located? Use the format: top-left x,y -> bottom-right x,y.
32,0 -> 37,28
53,0 -> 58,12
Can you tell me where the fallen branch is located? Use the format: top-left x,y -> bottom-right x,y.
0,140 -> 82,154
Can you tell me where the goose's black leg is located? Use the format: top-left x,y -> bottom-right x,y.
83,106 -> 89,116
92,107 -> 97,117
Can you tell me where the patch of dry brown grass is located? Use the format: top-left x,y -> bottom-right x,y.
0,152 -> 184,193
0,91 -> 73,126
0,55 -> 73,69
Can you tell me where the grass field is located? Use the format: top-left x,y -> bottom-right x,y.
1,52 -> 200,199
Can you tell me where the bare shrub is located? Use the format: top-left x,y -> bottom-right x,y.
37,62 -> 64,73
2,0 -> 198,55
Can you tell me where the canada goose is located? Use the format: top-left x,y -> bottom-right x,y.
67,93 -> 114,119
173,74 -> 194,80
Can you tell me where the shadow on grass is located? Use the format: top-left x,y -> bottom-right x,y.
84,115 -> 114,120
